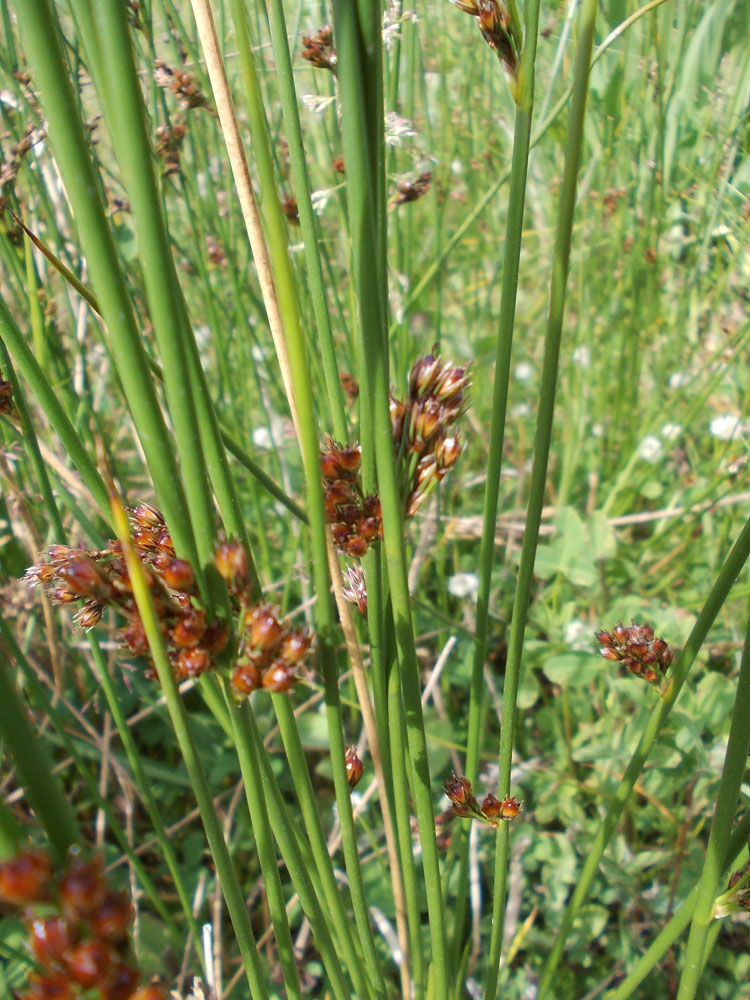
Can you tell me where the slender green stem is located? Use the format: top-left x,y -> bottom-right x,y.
538,512 -> 750,997
452,0 -> 541,963
257,0 -> 348,441
221,694 -> 302,1000
485,0 -> 598,994
0,797 -> 22,860
0,613 -> 81,862
676,607 -> 750,999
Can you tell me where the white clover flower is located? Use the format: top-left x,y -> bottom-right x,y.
514,361 -> 534,381
447,572 -> 479,601
571,345 -> 591,369
637,435 -> 663,462
661,422 -> 682,441
301,94 -> 336,114
709,414 -> 745,441
668,372 -> 689,389
385,111 -> 417,146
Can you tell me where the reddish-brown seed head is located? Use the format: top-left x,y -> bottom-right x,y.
65,938 -> 114,987
0,849 -> 52,905
28,915 -> 74,966
59,856 -> 107,919
231,662 -> 262,695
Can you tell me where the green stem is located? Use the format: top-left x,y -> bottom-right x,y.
0,614 -> 82,862
675,606 -> 750,1000
453,0 -> 540,963
484,0 -> 598,994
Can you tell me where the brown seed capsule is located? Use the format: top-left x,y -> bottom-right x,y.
174,647 -> 212,679
100,961 -> 139,1000
66,938 -> 114,987
279,629 -> 311,664
261,661 -> 297,693
0,849 -> 52,905
498,796 -> 522,820
231,662 -> 262,695
443,772 -> 475,815
171,609 -> 206,647
59,856 -> 107,919
202,620 -> 230,656
127,988 -> 168,1000
480,793 -> 502,819
28,915 -> 74,966
345,536 -> 369,558
158,558 -> 195,593
89,889 -> 131,942
345,746 -> 364,789
246,606 -> 284,652
215,539 -> 250,592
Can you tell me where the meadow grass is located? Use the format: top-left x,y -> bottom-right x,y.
0,0 -> 749,998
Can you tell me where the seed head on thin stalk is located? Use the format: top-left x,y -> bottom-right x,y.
443,772 -> 522,827
449,0 -> 521,101
301,25 -> 337,71
595,621 -> 674,687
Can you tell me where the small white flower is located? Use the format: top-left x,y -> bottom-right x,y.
301,94 -> 336,114
565,619 -> 591,651
637,435 -> 663,462
661,422 -> 682,441
447,572 -> 479,601
571,345 -> 591,369
385,111 -> 416,147
591,422 -> 605,437
451,158 -> 464,175
250,344 -> 266,363
514,361 -> 534,381
668,372 -> 689,389
311,188 -> 334,214
709,414 -> 746,441
510,402 -> 531,418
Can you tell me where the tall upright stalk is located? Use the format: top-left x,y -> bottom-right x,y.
484,0 -> 598,994
452,0 -> 541,963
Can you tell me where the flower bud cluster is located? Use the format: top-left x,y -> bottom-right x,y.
449,0 -> 519,98
301,26 -> 337,71
154,60 -> 210,111
392,350 -> 470,517
0,848 -> 165,1000
26,505 -> 229,683
154,121 -> 187,177
443,772 -> 522,827
595,622 -> 673,686
321,437 -> 383,558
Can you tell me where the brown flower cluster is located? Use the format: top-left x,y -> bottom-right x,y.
214,538 -> 313,696
449,0 -> 519,95
0,367 -> 13,414
0,122 -> 46,191
391,171 -> 432,207
280,193 -> 299,224
154,120 -> 187,176
321,438 -> 383,558
154,60 -> 210,111
595,622 -> 673,686
301,25 -> 337,71
443,772 -> 522,827
26,504 -> 229,682
0,848 -> 164,1000
391,350 -> 470,517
